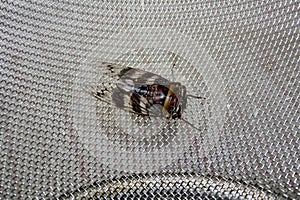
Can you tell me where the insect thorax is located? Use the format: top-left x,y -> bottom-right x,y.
164,83 -> 187,119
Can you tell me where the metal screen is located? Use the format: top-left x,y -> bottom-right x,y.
1,1 -> 299,199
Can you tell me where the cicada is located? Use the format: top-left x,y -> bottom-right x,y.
86,62 -> 205,131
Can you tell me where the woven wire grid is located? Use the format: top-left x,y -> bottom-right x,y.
0,0 -> 299,199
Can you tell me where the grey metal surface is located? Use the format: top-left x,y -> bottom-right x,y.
1,1 -> 299,199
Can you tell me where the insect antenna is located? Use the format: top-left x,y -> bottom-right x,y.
170,52 -> 178,82
181,118 -> 201,132
171,63 -> 176,82
187,94 -> 206,100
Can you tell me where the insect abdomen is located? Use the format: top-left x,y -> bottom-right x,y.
135,84 -> 168,105
134,84 -> 182,119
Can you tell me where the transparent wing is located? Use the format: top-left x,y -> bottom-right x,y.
111,86 -> 163,117
85,62 -> 171,118
118,66 -> 171,88
93,61 -> 171,87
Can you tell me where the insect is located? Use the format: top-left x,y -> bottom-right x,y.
86,62 -> 205,131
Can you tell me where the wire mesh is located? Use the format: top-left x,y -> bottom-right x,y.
0,0 -> 299,199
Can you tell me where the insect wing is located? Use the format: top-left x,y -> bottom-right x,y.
85,62 -> 127,104
113,68 -> 168,117
94,61 -> 170,86
117,66 -> 171,88
90,62 -> 168,118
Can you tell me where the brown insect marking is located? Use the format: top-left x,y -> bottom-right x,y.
118,67 -> 133,77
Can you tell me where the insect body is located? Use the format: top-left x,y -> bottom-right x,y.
87,62 -> 204,130
132,83 -> 185,119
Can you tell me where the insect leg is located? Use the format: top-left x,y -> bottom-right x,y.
181,118 -> 201,132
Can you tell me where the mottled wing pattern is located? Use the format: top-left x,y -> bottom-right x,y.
117,65 -> 170,87
89,62 -> 169,118
111,86 -> 153,117
84,62 -> 125,104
